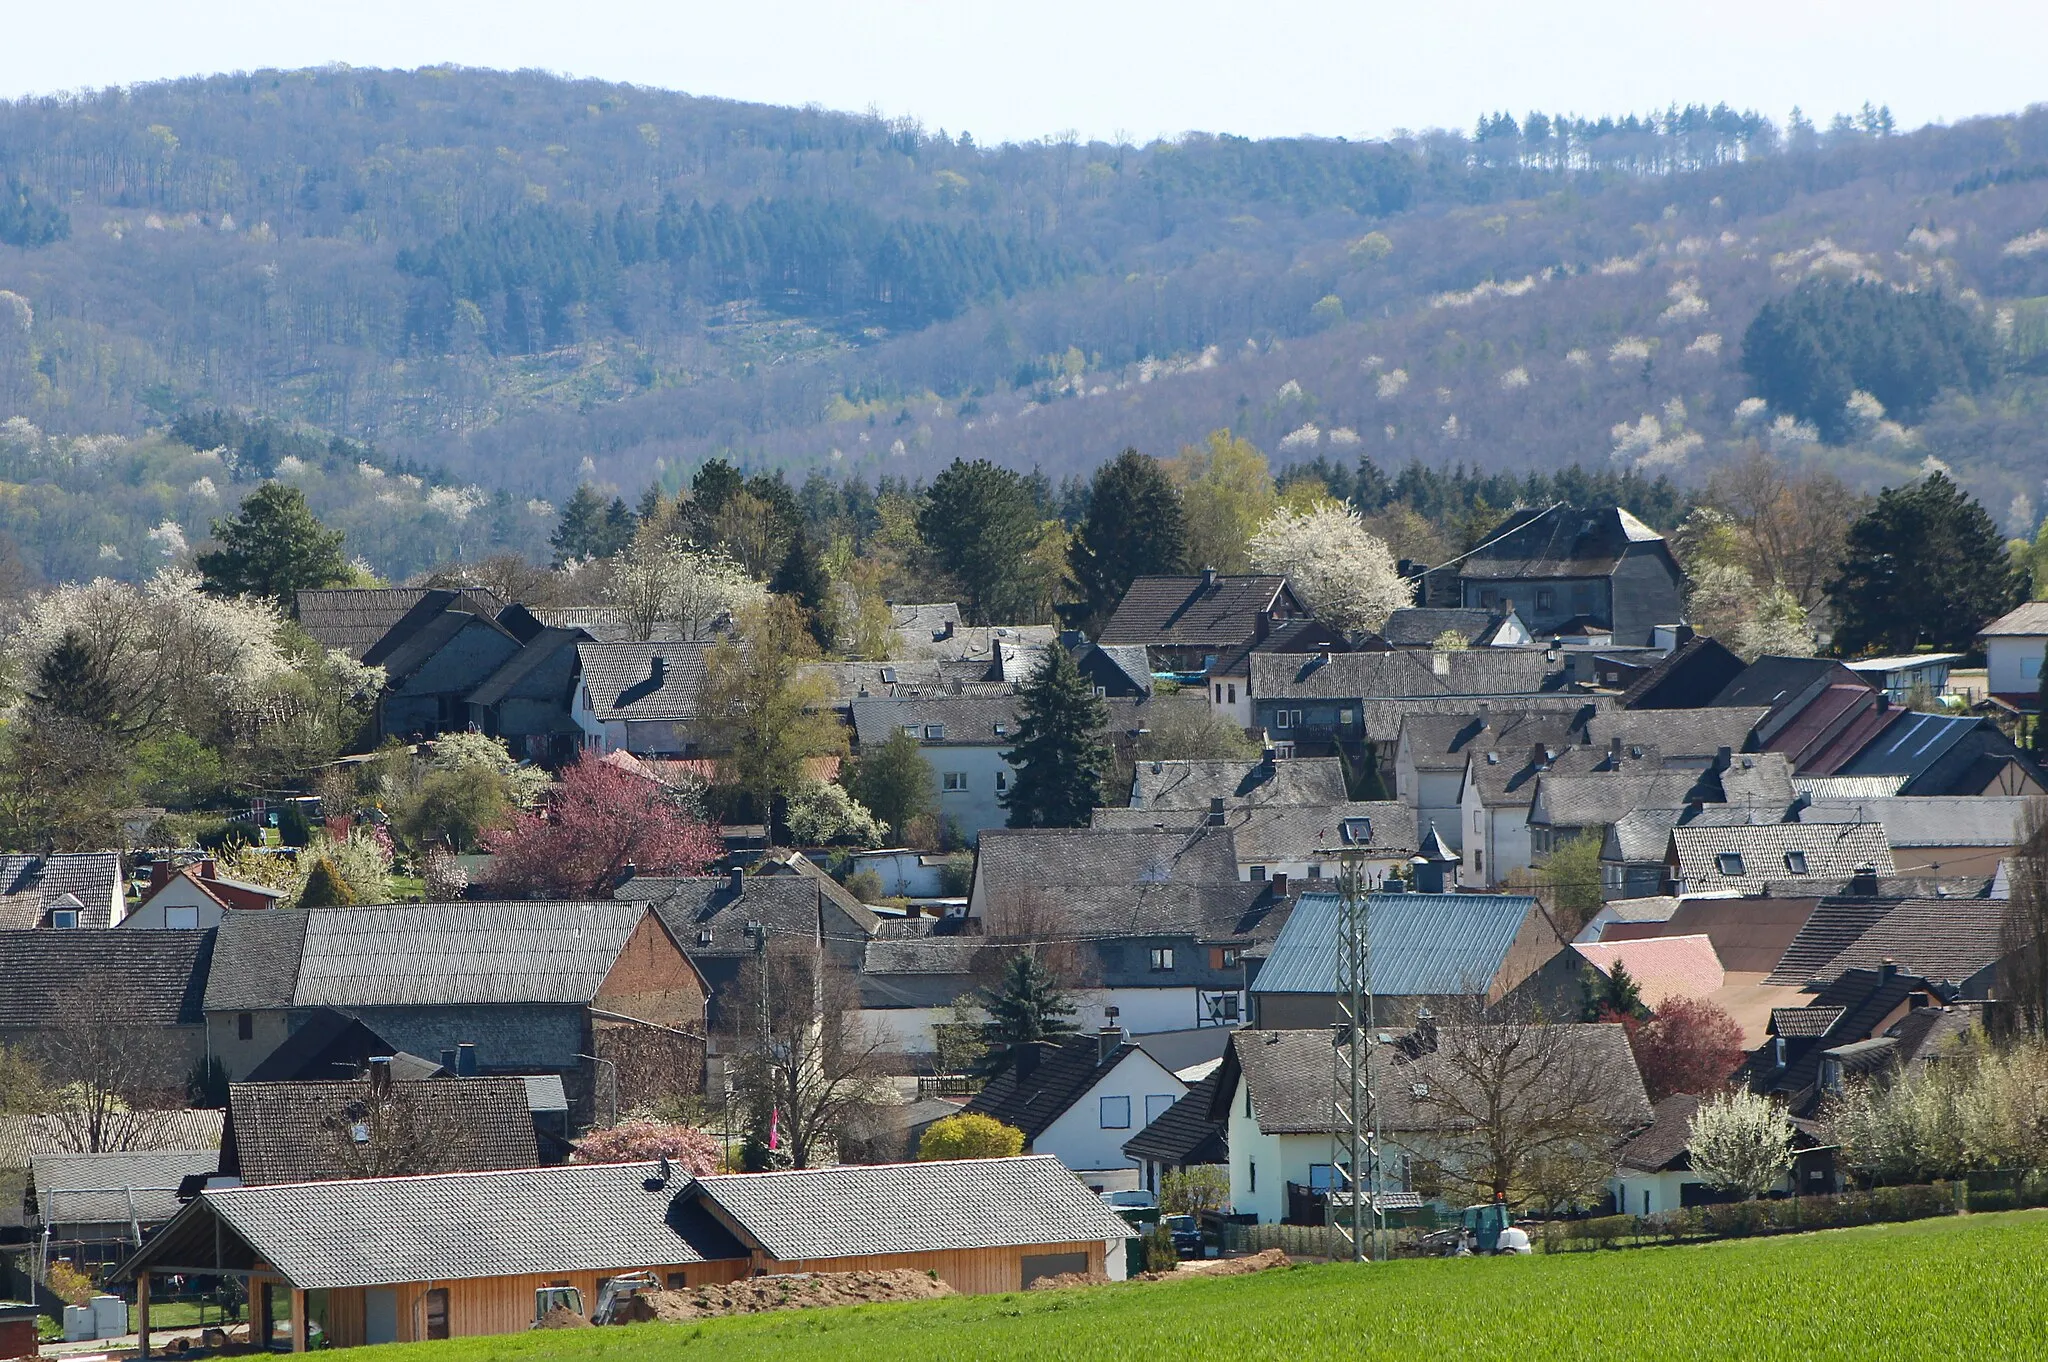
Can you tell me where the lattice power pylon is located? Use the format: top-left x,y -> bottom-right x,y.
1328,851 -> 1383,1261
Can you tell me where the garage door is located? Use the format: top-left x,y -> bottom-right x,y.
1020,1252 -> 1089,1288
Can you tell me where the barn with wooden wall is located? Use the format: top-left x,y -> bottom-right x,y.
119,1157 -> 1132,1351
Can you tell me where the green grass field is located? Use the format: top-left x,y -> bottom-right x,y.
363,1211 -> 2048,1362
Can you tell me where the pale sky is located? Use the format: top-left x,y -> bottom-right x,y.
6,0 -> 2045,144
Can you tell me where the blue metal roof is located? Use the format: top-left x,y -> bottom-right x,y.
1251,891 -> 1538,997
1837,711 -> 1978,778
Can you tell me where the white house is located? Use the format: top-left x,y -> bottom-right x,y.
121,858 -> 285,929
962,1031 -> 1187,1180
850,696 -> 1022,845
1979,602 -> 2048,711
571,641 -> 711,757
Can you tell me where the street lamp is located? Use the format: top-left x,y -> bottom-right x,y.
576,1053 -> 619,1128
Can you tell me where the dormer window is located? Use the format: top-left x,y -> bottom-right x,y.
1340,818 -> 1373,845
49,909 -> 78,929
902,725 -> 920,739
992,723 -> 1006,736
1716,853 -> 1746,876
879,667 -> 898,684
925,725 -> 945,741
1784,850 -> 1809,875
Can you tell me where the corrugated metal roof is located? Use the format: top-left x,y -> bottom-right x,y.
1251,891 -> 1537,997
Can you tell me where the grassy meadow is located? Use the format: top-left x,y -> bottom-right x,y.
359,1211 -> 2048,1362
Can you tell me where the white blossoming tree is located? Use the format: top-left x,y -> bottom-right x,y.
604,536 -> 767,641
1247,502 -> 1413,634
1687,1090 -> 1795,1200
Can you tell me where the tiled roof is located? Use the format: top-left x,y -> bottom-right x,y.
1753,966 -> 1930,1102
0,929 -> 212,1028
1252,891 -> 1542,997
693,1154 -> 1135,1260
1712,656 -> 1861,711
1617,1093 -> 1706,1172
224,1078 -> 539,1185
1130,757 -> 1348,809
1083,644 -> 1156,694
1580,707 -> 1771,760
1573,935 -> 1725,1007
296,588 -> 504,661
1397,710 -> 1589,773
575,641 -> 713,722
1223,1024 -> 1649,1135
1252,649 -> 1565,702
1797,796 -> 2035,849
1616,638 -> 1746,710
1207,617 -> 1351,677
206,904 -> 648,1012
1093,802 -> 1417,862
1532,769 -> 1710,830
1098,575 -> 1291,649
0,853 -> 119,929
33,1149 -> 220,1227
1770,1006 -> 1846,1038
1376,608 -> 1519,648
1978,602 -> 2048,637
964,1034 -> 1151,1138
134,1162 -> 750,1288
1764,900 -> 1900,987
646,874 -> 879,959
1458,506 -> 1664,580
805,659 -> 1003,704
1808,898 -> 2011,990
850,695 -> 1023,748
1122,1070 -> 1227,1166
1671,822 -> 1895,897
972,825 -> 1240,906
0,1110 -> 223,1170
468,628 -> 583,709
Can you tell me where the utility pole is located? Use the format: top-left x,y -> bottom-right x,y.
1328,851 -> 1381,1262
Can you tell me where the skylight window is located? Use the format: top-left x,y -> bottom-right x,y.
925,725 -> 945,740
1340,818 -> 1373,845
1716,852 -> 1746,876
1785,850 -> 1809,875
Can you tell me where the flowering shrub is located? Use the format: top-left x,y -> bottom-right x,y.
570,1120 -> 721,1173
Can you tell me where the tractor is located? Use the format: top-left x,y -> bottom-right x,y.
1421,1198 -> 1533,1256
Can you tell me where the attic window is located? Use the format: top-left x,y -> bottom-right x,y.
698,930 -> 714,947
993,723 -> 1007,736
1716,852 -> 1747,876
1485,751 -> 1499,764
49,909 -> 78,929
350,1121 -> 371,1145
1785,850 -> 1809,875
902,726 -> 920,739
925,725 -> 946,741
879,667 -> 897,684
1340,818 -> 1373,845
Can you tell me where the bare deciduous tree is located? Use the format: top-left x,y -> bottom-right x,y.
33,989 -> 187,1153
317,1080 -> 473,1178
1999,803 -> 2048,1037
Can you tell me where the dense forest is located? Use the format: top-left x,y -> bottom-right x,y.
0,68 -> 2046,578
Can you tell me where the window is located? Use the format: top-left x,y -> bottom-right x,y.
992,723 -> 1007,736
1245,1084 -> 1253,1118
1273,742 -> 1294,759
1094,686 -> 1108,698
1146,1094 -> 1177,1124
1479,589 -> 1498,609
995,771 -> 1009,792
1249,1161 -> 1257,1193
1227,684 -> 1237,704
1099,1096 -> 1131,1129
1214,683 -> 1224,702
1716,852 -> 1747,876
1274,710 -> 1291,730
424,1289 -> 449,1341
1308,1164 -> 1347,1192
1340,817 -> 1373,845
49,909 -> 78,929
1784,850 -> 1809,874
165,905 -> 200,930
1307,864 -> 1322,879
1291,710 -> 1304,729
924,724 -> 946,741
1150,947 -> 1176,971
665,1272 -> 689,1290
902,725 -> 920,739
237,1012 -> 253,1041
1339,708 -> 1356,727
1249,865 -> 1267,881
879,667 -> 898,684
1476,850 -> 1485,875
943,772 -> 966,792
1207,992 -> 1240,1022
1536,589 -> 1554,611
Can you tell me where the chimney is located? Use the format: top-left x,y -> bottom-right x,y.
1608,735 -> 1623,767
903,901 -> 922,918
196,857 -> 217,881
1851,865 -> 1881,896
1098,1012 -> 1124,1064
1879,957 -> 1899,983
1271,871 -> 1289,899
1013,1042 -> 1042,1079
440,1048 -> 458,1074
455,1043 -> 478,1077
729,866 -> 745,895
612,861 -> 637,892
367,1055 -> 393,1096
941,619 -> 955,640
1713,746 -> 1733,773
1261,746 -> 1276,766
1432,651 -> 1451,677
650,654 -> 665,685
150,858 -> 174,891
1201,566 -> 1218,589
1531,743 -> 1552,769
1207,797 -> 1227,828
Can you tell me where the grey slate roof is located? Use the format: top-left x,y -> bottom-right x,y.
1122,1070 -> 1227,1167
296,588 -> 505,661
575,641 -> 713,722
971,826 -> 1242,916
1616,1093 -> 1706,1173
804,659 -> 1007,705
0,929 -> 213,1028
1397,711 -> 1590,773
1530,770 -> 1710,830
1252,649 -> 1565,702
850,695 -> 1023,748
1252,892 -> 1542,997
206,904 -> 646,1012
1130,757 -> 1348,809
1098,575 -> 1294,649
1458,505 -> 1665,580
33,1150 -> 220,1227
964,1034 -> 1151,1138
1764,901 -> 1901,988
645,874 -> 880,959
1580,707 -> 1771,760
1221,1023 -> 1649,1135
132,1162 -> 750,1288
0,853 -> 119,929
1978,602 -> 2048,637
1376,608 -> 1522,648
1797,796 -> 2036,849
223,1078 -> 539,1185
1093,802 -> 1418,863
0,1110 -> 223,1170
693,1154 -> 1134,1260
1671,823 -> 1895,897
467,627 -> 583,709
1808,899 -> 2011,990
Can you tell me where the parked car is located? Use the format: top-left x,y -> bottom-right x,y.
1163,1214 -> 1204,1258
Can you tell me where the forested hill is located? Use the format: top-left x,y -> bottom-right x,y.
2,67 -> 2048,577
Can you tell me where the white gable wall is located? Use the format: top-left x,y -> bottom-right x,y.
1032,1048 -> 1187,1174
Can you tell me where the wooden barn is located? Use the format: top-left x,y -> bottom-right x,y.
118,1156 -> 1131,1350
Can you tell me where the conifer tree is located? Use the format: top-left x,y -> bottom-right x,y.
196,483 -> 348,610
1067,449 -> 1186,635
770,533 -> 834,650
1827,472 -> 2025,655
297,857 -> 354,909
974,954 -> 1078,1076
1000,646 -> 1108,828
28,628 -> 127,735
549,484 -> 635,565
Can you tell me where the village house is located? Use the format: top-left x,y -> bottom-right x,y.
1091,801 -> 1418,887
570,641 -> 712,758
1129,755 -> 1349,811
0,853 -> 122,929
1978,601 -> 2048,714
0,929 -> 215,1080
963,1029 -> 1188,1181
118,1155 -> 1134,1349
1122,1071 -> 1228,1198
1422,505 -> 1686,647
1393,709 -> 1592,855
204,904 -> 708,1119
1611,1093 -> 1836,1216
0,1111 -> 223,1246
1666,822 -> 1896,897
122,857 -> 285,930
30,1149 -> 221,1265
849,695 -> 1023,844
1097,570 -> 1308,679
1363,605 -> 1534,651
1249,649 -> 1570,761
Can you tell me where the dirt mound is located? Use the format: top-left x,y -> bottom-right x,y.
536,1308 -> 594,1329
1171,1248 -> 1292,1277
645,1269 -> 956,1321
1026,1271 -> 1115,1290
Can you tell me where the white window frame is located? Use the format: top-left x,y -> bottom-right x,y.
1150,947 -> 1176,971
1099,1095 -> 1131,1129
165,905 -> 201,930
942,771 -> 967,792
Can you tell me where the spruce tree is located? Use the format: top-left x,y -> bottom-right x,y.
297,857 -> 354,909
974,954 -> 1078,1077
1067,448 -> 1187,635
770,533 -> 834,650
196,483 -> 349,610
550,485 -> 608,565
918,458 -> 1044,624
1828,472 -> 2026,655
1001,645 -> 1109,828
28,628 -> 126,734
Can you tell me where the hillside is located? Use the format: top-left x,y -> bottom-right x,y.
2,69 -> 2048,575
365,1211 -> 2046,1362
